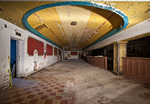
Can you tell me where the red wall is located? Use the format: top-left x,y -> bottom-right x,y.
71,52 -> 77,55
28,37 -> 44,55
46,44 -> 53,55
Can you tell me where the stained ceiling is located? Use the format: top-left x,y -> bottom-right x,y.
0,1 -> 150,50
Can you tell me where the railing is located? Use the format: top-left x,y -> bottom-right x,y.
82,56 -> 107,70
122,57 -> 150,84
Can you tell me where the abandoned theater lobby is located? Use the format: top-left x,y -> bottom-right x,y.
0,0 -> 150,104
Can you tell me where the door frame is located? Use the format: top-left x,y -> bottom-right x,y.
10,37 -> 24,78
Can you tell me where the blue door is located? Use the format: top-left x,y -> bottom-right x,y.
10,39 -> 16,77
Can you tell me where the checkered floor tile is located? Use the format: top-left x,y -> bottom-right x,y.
0,69 -> 75,104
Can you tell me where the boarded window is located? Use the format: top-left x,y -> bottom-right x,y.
71,52 -> 77,55
28,37 -> 44,55
54,47 -> 57,55
46,44 -> 53,55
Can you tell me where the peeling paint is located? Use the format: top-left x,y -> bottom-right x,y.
61,30 -> 64,35
110,3 -> 117,6
34,13 -> 44,23
3,79 -> 6,82
55,19 -> 58,23
57,24 -> 62,29
48,9 -> 53,12
25,68 -> 28,72
46,60 -> 50,64
67,11 -> 71,16
3,65 -> 6,68
39,63 -> 44,66
23,1 -> 129,50
0,26 -> 4,30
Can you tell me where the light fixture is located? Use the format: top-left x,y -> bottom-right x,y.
71,21 -> 77,26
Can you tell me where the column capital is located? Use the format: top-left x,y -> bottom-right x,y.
118,41 -> 128,44
113,41 -> 128,44
113,42 -> 118,45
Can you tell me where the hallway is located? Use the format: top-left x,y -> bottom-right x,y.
0,60 -> 150,104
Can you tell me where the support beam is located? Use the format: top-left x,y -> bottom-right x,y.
113,41 -> 128,75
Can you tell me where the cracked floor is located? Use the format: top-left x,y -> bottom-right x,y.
0,60 -> 150,104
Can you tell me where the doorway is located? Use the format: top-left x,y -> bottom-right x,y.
10,39 -> 17,78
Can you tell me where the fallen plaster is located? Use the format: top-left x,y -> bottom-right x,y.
2,61 -> 147,104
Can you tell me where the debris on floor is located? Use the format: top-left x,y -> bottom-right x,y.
0,61 -> 150,104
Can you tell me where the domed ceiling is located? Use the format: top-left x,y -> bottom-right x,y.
0,1 -> 150,50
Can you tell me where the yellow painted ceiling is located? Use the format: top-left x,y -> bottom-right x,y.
0,1 -> 150,50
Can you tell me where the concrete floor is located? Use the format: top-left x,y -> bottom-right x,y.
0,60 -> 150,104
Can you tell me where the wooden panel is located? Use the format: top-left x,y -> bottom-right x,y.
83,56 -> 107,70
54,47 -> 57,56
71,52 -> 77,55
46,44 -> 53,55
122,57 -> 150,84
28,37 -> 44,55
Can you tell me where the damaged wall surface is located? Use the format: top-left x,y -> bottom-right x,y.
0,18 -> 62,88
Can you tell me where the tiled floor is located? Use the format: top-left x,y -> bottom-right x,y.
0,63 -> 75,104
0,60 -> 150,104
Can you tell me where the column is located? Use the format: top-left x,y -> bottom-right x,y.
113,41 -> 128,75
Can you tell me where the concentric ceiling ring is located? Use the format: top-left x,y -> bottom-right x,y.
22,1 -> 128,49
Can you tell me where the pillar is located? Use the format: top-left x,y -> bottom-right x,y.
113,42 -> 118,74
113,41 -> 128,75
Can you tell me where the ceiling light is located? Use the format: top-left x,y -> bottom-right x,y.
71,21 -> 77,26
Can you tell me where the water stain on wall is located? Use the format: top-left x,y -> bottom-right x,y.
39,63 -> 44,66
2,74 -> 9,82
46,60 -> 50,64
3,65 -> 6,68
25,68 -> 28,72
0,26 -> 4,30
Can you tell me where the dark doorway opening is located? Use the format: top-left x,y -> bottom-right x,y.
104,45 -> 113,70
127,36 -> 150,58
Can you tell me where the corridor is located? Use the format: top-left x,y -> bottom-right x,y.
0,60 -> 150,104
